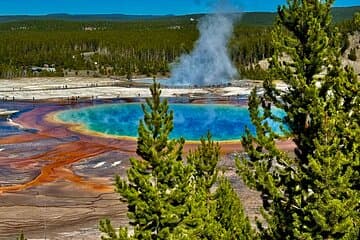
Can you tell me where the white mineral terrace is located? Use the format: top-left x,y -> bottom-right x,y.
0,77 -> 288,100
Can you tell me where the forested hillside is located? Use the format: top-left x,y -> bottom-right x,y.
0,18 -> 271,79
0,7 -> 358,79
0,20 -> 198,78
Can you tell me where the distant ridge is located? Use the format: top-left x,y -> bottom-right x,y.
0,13 -> 169,23
0,6 -> 359,25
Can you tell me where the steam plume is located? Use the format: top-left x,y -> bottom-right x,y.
169,1 -> 239,86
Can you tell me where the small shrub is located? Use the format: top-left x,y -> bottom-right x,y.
348,48 -> 357,61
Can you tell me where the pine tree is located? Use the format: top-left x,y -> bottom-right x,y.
182,134 -> 255,240
16,232 -> 27,240
187,133 -> 220,190
237,0 -> 360,239
99,219 -> 131,240
179,133 -> 223,238
100,80 -> 193,239
348,48 -> 357,61
354,12 -> 360,28
214,178 -> 255,240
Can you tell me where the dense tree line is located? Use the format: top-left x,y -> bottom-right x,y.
0,17 -> 276,79
230,26 -> 273,66
0,21 -> 197,78
0,11 -> 358,80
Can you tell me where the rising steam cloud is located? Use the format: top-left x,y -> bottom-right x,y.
169,1 -> 239,86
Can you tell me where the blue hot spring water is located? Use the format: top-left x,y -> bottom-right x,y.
56,103 -> 287,141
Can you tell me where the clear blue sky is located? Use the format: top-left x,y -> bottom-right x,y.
0,0 -> 359,16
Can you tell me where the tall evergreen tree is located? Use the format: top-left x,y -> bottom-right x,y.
214,178 -> 255,240
183,134 -> 255,240
100,80 -> 193,239
187,133 -> 220,191
237,0 -> 360,239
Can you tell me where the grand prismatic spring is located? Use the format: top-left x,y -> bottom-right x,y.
55,103 -> 286,141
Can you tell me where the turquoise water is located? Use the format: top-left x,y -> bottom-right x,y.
56,103 -> 286,141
